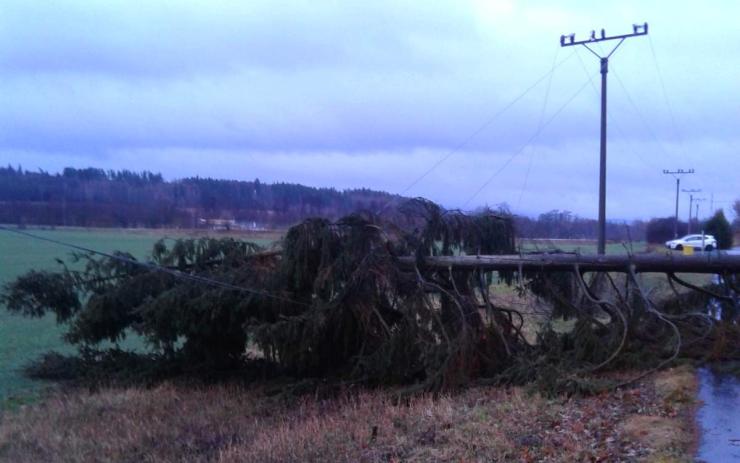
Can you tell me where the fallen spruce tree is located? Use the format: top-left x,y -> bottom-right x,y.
2,198 -> 739,395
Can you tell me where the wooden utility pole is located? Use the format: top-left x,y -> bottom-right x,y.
683,188 -> 701,234
398,253 -> 740,274
664,169 -> 695,237
561,24 -> 648,254
695,198 -> 706,224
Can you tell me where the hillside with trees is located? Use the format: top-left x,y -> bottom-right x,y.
0,166 -> 400,228
0,166 -> 666,242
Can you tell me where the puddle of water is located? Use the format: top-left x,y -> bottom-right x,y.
696,367 -> 740,462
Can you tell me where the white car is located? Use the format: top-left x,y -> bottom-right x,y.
665,234 -> 717,251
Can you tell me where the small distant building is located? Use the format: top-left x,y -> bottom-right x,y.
238,220 -> 267,231
199,218 -> 237,230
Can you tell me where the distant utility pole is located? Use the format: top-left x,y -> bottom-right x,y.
682,188 -> 701,234
561,23 -> 648,255
695,198 -> 706,225
664,169 -> 695,237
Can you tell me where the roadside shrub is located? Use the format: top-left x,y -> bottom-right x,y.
703,210 -> 733,249
646,217 -> 687,244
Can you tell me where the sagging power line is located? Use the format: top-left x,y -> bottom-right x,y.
461,74 -> 594,209
0,225 -> 308,307
375,50 -> 578,215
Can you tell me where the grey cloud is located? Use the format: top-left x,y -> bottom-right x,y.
0,1 -> 475,76
1,0 -> 738,218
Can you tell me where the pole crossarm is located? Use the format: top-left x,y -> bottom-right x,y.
664,168 -> 695,177
560,23 -> 648,48
398,253 -> 740,274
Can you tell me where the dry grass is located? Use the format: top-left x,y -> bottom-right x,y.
0,368 -> 699,463
620,366 -> 698,463
654,365 -> 696,404
622,416 -> 688,463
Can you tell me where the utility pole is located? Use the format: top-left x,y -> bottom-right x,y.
664,169 -> 695,237
683,188 -> 701,234
695,198 -> 706,224
561,23 -> 648,254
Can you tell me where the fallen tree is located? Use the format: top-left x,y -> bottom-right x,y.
2,199 -> 738,395
399,253 -> 740,274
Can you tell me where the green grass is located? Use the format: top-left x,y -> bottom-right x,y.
0,226 -> 281,408
0,228 -> 163,407
518,239 -> 648,255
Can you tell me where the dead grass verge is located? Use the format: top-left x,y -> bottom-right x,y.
0,368 -> 699,462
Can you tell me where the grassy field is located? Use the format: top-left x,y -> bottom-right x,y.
0,226 -> 282,407
519,238 -> 649,254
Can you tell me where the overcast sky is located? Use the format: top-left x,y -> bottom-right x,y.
1,0 -> 737,220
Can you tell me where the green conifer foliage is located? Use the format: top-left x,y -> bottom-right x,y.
704,210 -> 733,249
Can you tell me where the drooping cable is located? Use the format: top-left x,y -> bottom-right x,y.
648,34 -> 687,157
376,49 -> 577,214
461,74 -> 594,209
573,48 -> 661,172
516,47 -> 559,210
610,65 -> 674,159
0,225 -> 309,307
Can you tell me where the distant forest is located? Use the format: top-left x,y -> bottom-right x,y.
513,209 -> 647,242
0,166 -> 399,228
1,166 -> 650,240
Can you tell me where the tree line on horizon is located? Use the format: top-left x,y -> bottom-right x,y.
0,166 -> 399,228
0,165 -> 736,245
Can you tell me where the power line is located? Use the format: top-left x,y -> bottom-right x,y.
647,34 -> 688,157
574,48 -> 661,172
610,65 -> 672,158
461,74 -> 594,209
0,226 -> 309,307
516,47 -> 559,209
376,49 -> 577,214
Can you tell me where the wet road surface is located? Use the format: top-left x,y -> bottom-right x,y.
696,367 -> 740,461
